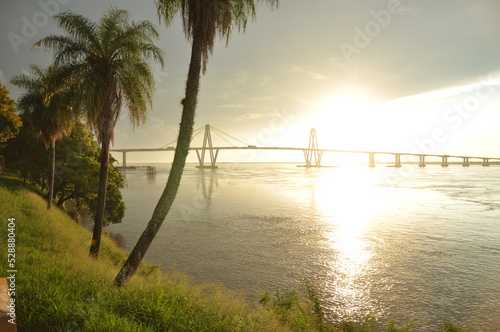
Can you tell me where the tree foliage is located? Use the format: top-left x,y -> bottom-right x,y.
11,65 -> 77,149
0,83 -> 22,143
33,7 -> 164,144
2,113 -> 47,183
10,64 -> 79,209
156,0 -> 278,73
54,122 -> 125,225
33,7 -> 164,256
2,120 -> 125,225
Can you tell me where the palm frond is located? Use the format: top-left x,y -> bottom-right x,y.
156,0 -> 277,73
156,0 -> 183,26
11,64 -> 79,148
31,7 -> 165,144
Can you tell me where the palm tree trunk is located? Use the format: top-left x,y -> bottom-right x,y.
47,141 -> 56,210
90,133 -> 111,258
114,35 -> 203,287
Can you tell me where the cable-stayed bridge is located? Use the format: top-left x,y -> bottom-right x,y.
110,124 -> 500,169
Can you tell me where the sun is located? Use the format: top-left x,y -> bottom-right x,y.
277,88 -> 406,164
306,90 -> 382,162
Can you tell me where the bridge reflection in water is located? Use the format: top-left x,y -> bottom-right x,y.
111,124 -> 500,169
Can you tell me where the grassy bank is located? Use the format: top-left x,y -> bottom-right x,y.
0,174 -> 475,331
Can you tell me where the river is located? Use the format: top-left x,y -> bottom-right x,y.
105,163 -> 500,331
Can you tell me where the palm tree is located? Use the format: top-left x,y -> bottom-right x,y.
114,0 -> 279,287
33,8 -> 165,258
11,65 -> 77,210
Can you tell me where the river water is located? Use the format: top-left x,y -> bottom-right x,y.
105,163 -> 500,331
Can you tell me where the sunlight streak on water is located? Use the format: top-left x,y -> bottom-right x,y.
311,168 -> 381,318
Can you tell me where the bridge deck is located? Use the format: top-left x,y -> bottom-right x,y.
110,146 -> 500,161
111,125 -> 500,167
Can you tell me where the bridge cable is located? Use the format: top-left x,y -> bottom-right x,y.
159,139 -> 178,149
211,130 -> 241,147
190,127 -> 205,142
209,125 -> 248,146
159,125 -> 205,149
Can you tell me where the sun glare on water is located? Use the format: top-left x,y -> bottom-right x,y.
308,166 -> 405,317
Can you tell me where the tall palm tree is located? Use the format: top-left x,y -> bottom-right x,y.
11,65 -> 77,210
115,0 -> 279,287
33,8 -> 165,258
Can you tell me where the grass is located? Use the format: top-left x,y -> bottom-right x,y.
0,173 -> 477,331
0,175 -> 282,331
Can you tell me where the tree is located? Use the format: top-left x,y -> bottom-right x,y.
114,0 -> 279,287
1,113 -> 48,185
11,65 -> 77,209
3,118 -> 125,225
0,83 -> 22,143
33,8 -> 164,258
54,122 -> 125,226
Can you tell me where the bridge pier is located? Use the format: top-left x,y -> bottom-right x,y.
196,124 -> 219,169
441,155 -> 449,167
419,155 -> 426,168
196,149 -> 219,169
368,153 -> 375,168
482,158 -> 490,167
393,154 -> 402,168
462,157 -> 470,167
301,128 -> 323,167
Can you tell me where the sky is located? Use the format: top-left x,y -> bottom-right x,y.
1,0 -> 500,164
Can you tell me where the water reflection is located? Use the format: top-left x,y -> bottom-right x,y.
147,169 -> 156,183
120,170 -> 128,189
196,168 -> 218,207
309,167 -> 383,319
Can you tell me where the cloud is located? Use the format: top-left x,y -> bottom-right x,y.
257,75 -> 271,87
327,56 -> 348,69
251,96 -> 276,102
152,63 -> 170,85
287,65 -> 327,80
114,115 -> 178,148
219,104 -> 245,108
231,113 -> 270,122
212,68 -> 250,85
282,93 -> 315,106
203,68 -> 251,100
387,74 -> 500,105
398,0 -> 422,15
210,92 -> 234,100
0,71 -> 5,84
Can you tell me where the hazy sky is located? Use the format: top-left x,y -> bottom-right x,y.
2,0 -> 500,163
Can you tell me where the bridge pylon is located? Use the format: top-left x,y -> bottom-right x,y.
195,124 -> 219,169
301,128 -> 323,168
